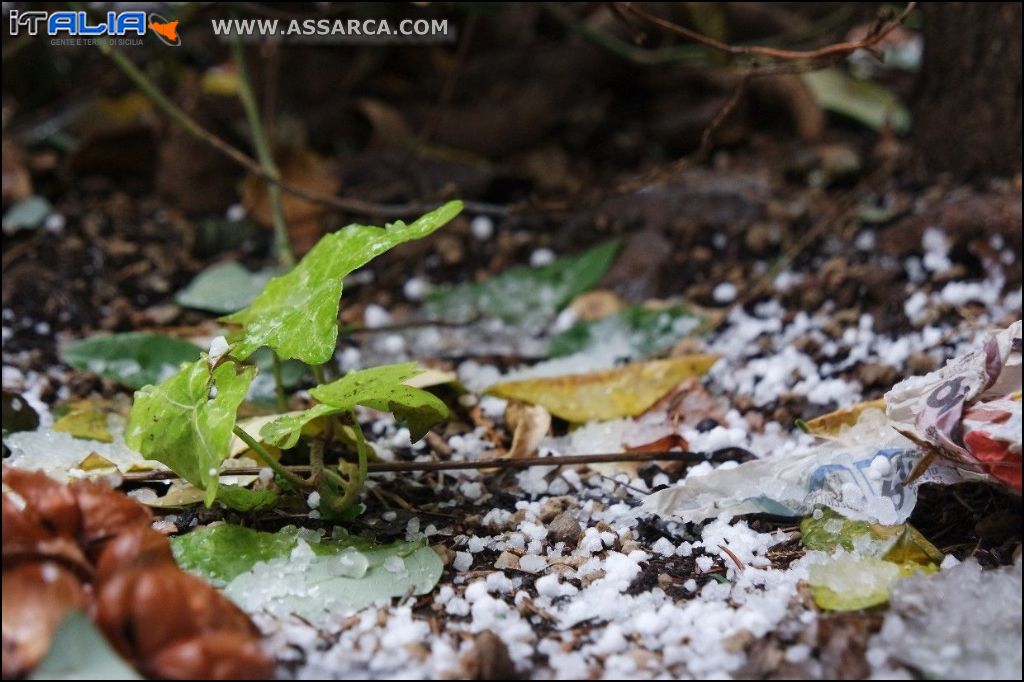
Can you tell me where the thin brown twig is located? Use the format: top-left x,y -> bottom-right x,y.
121,449 -> 742,483
615,2 -> 917,64
617,74 -> 750,193
717,544 -> 747,572
419,13 -> 478,144
87,33 -> 505,219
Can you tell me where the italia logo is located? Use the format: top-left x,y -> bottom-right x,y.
8,10 -> 181,46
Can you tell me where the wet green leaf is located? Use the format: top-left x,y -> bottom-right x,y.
427,240 -> 620,325
222,201 -> 462,364
548,304 -> 701,359
125,357 -> 255,505
801,508 -> 876,553
215,485 -> 278,511
175,262 -> 280,314
171,523 -> 298,583
261,363 -> 449,449
61,333 -> 202,389
171,524 -> 442,619
29,611 -> 140,680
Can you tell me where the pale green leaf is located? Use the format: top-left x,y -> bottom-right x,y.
175,262 -> 279,314
3,196 -> 52,234
61,333 -> 202,389
124,357 -> 255,505
29,611 -> 140,680
802,68 -> 911,133
222,201 -> 463,364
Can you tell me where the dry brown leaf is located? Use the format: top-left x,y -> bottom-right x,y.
242,147 -> 340,253
566,290 -> 626,322
2,138 -> 33,204
505,401 -> 552,459
355,97 -> 414,147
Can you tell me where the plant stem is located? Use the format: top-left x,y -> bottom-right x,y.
347,410 -> 369,480
312,364 -> 327,386
270,351 -> 288,412
308,439 -> 325,485
232,425 -> 308,489
231,35 -> 294,268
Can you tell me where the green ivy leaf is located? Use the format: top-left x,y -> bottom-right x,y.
171,523 -> 297,583
427,240 -> 620,326
548,303 -> 702,359
216,485 -> 278,511
60,333 -> 202,389
260,363 -> 449,449
261,403 -> 339,449
222,201 -> 463,364
125,357 -> 255,505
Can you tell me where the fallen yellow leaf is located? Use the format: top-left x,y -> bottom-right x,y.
799,399 -> 886,438
53,403 -> 114,443
76,452 -> 117,472
487,355 -> 717,422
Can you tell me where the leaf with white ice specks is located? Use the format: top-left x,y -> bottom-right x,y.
260,363 -> 449,449
800,507 -> 943,565
28,611 -> 140,680
125,357 -> 255,505
60,333 -> 202,389
170,524 -> 442,620
427,240 -> 620,326
802,508 -> 941,611
222,201 -> 462,364
175,262 -> 280,314
807,553 -> 936,611
548,303 -> 702,360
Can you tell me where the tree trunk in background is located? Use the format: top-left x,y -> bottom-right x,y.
912,2 -> 1022,179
